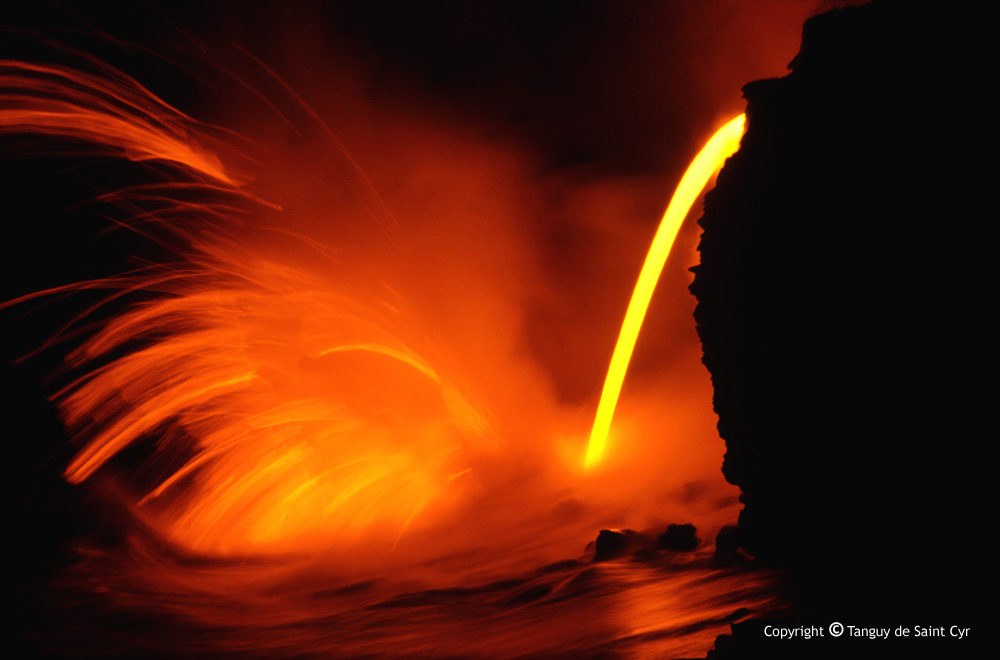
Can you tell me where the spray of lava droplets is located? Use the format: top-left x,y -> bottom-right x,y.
2,58 -> 496,555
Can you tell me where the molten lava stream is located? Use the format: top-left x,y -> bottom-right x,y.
586,114 -> 746,469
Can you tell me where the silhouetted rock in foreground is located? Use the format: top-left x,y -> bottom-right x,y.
692,0 -> 982,646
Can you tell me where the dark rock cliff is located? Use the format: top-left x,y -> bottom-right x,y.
691,2 -> 982,639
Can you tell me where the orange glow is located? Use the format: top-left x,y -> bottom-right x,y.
1,40 -> 751,570
586,114 -> 745,468
2,48 -> 750,564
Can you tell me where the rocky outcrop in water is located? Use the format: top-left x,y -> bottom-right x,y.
657,523 -> 698,551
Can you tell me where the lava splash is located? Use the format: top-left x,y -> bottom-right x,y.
3,57 -> 491,557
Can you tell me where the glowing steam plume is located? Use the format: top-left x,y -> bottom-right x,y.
586,114 -> 745,468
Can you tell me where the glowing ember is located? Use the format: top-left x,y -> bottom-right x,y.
586,114 -> 746,468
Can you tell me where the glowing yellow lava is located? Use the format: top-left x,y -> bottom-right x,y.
586,114 -> 746,468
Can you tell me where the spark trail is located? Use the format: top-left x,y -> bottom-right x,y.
586,114 -> 745,468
